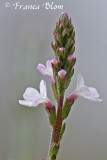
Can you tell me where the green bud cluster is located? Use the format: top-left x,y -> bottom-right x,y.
51,12 -> 76,96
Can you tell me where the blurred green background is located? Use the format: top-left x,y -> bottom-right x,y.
0,0 -> 107,160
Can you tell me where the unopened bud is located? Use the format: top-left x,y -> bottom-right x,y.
44,101 -> 55,109
66,37 -> 75,50
51,58 -> 58,67
44,101 -> 56,126
59,12 -> 69,23
68,55 -> 76,62
54,33 -> 62,46
67,94 -> 78,102
57,47 -> 65,57
54,33 -> 60,41
55,21 -> 60,32
62,28 -> 69,37
71,31 -> 75,39
68,55 -> 76,67
60,22 -> 64,30
62,96 -> 76,120
71,38 -> 75,47
70,46 -> 75,54
58,69 -> 66,80
51,41 -> 57,53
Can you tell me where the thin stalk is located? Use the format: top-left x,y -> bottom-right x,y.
48,95 -> 64,160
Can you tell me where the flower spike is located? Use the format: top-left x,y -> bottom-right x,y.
19,80 -> 49,107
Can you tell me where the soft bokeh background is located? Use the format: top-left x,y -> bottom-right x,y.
0,0 -> 107,160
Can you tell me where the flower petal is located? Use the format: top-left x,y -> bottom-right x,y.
19,100 -> 35,107
40,79 -> 47,97
23,87 -> 40,101
76,74 -> 85,90
46,60 -> 53,76
37,64 -> 51,76
46,60 -> 52,69
76,86 -> 102,101
32,97 -> 48,106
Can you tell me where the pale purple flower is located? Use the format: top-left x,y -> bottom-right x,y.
19,80 -> 49,107
37,60 -> 53,77
68,74 -> 102,102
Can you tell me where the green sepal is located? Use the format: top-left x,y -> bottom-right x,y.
59,123 -> 66,141
70,46 -> 75,55
65,37 -> 75,50
65,37 -> 72,49
51,42 -> 58,54
64,68 -> 74,90
46,107 -> 56,127
62,98 -> 74,120
71,31 -> 75,39
49,156 -> 56,160
49,143 -> 60,158
57,79 -> 65,96
54,34 -> 63,47
54,22 -> 60,33
62,28 -> 69,38
52,83 -> 58,100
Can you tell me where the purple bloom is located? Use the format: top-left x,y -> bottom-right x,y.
37,60 -> 53,77
69,74 -> 102,102
19,80 -> 49,107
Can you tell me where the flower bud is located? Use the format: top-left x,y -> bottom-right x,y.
51,58 -> 58,67
67,94 -> 78,102
59,22 -> 64,30
54,33 -> 60,41
62,28 -> 69,37
71,38 -> 75,47
70,46 -> 75,54
68,55 -> 76,67
58,69 -> 66,80
51,59 -> 59,77
44,101 -> 55,109
68,55 -> 76,62
51,41 -> 57,53
62,97 -> 75,120
69,24 -> 74,32
59,12 -> 69,23
57,47 -> 65,57
54,21 -> 60,33
66,37 -> 75,50
44,101 -> 56,126
54,33 -> 63,46
71,31 -> 75,39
